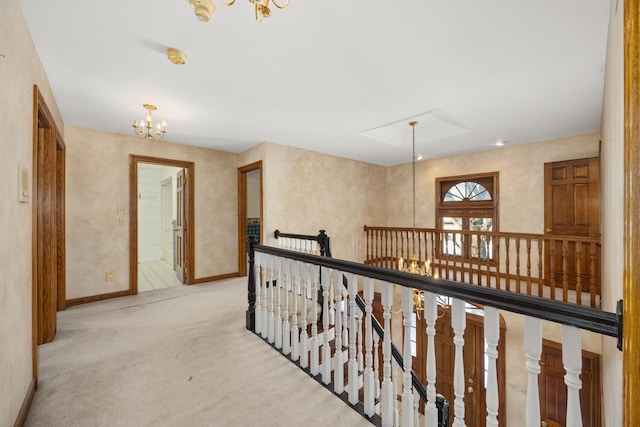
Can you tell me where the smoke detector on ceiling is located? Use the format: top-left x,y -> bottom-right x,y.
190,0 -> 216,22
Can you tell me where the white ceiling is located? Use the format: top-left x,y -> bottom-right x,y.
19,0 -> 610,166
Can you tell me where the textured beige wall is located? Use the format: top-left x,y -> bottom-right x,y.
256,143 -> 387,262
65,126 -> 238,299
600,0 -> 624,425
0,0 -> 64,424
385,133 -> 600,232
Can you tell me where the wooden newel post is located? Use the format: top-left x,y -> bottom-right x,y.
318,229 -> 331,257
246,235 -> 257,331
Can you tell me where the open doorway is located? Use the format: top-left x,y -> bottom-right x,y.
130,155 -> 195,294
137,163 -> 184,292
238,161 -> 263,276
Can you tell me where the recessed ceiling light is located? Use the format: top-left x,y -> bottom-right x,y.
495,140 -> 509,147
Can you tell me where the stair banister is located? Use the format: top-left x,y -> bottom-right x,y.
246,232 -> 623,426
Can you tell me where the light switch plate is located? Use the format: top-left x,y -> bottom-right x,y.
18,165 -> 29,203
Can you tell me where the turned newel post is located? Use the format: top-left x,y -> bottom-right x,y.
318,229 -> 331,257
246,235 -> 257,331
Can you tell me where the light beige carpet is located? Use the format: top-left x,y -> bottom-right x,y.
25,277 -> 372,427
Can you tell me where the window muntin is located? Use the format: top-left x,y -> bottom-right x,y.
443,181 -> 492,202
436,173 -> 498,261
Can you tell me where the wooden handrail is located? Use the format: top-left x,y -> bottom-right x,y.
364,225 -> 602,308
250,242 -> 622,343
364,225 -> 601,244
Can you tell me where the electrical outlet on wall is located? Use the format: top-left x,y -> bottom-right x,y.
106,271 -> 115,281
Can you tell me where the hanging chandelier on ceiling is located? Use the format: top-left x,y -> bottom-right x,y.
396,121 -> 433,319
190,0 -> 290,23
132,104 -> 166,141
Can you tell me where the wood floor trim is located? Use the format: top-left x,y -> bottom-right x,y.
65,290 -> 131,307
193,272 -> 240,284
13,378 -> 36,427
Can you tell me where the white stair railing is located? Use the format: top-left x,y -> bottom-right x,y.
401,287 -> 414,427
363,277 -> 375,417
381,282 -> 394,427
562,325 -> 583,427
525,317 -> 542,427
246,234 -> 621,427
451,299 -> 466,427
484,306 -> 500,427
424,291 -> 438,427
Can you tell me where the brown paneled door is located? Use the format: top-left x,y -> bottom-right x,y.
543,157 -> 600,294
539,339 -> 601,426
175,168 -> 187,283
414,309 -> 506,426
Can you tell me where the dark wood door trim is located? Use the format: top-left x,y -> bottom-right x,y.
32,85 -> 64,381
238,161 -> 263,277
129,155 -> 195,294
55,129 -> 66,311
624,0 -> 640,424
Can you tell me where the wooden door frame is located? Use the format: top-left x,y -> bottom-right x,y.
238,161 -> 263,277
129,155 -> 195,293
624,0 -> 640,424
56,129 -> 66,311
32,85 -> 65,380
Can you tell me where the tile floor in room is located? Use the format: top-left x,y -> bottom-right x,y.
138,259 -> 183,292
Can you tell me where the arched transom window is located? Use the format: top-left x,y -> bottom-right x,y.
436,173 -> 499,260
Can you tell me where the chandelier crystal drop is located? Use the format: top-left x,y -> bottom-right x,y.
132,104 -> 166,141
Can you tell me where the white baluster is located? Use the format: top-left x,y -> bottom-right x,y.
393,360 -> 400,427
401,286 -> 414,427
310,265 -> 320,376
524,316 -> 542,427
329,277 -> 336,326
451,298 -> 466,427
562,325 -> 583,427
291,261 -> 300,362
374,333 -> 381,400
254,252 -> 262,334
484,306 -> 499,427
333,269 -> 345,395
282,258 -> 291,355
274,256 -> 283,349
300,263 -> 309,369
342,286 -> 349,347
267,255 -> 275,344
348,273 -> 359,405
261,254 -> 269,339
414,390 -> 420,427
358,315 -> 364,372
364,278 -> 375,417
424,292 -> 438,427
321,267 -> 332,384
381,282 -> 394,427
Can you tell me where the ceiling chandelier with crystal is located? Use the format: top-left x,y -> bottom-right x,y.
190,0 -> 290,23
132,104 -> 166,141
396,121 -> 434,319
